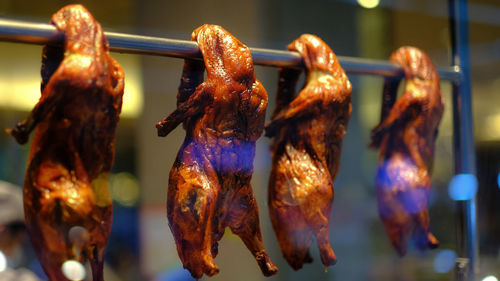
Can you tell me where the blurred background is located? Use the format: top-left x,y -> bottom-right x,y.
0,0 -> 499,280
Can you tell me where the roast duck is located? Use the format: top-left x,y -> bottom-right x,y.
370,47 -> 443,255
8,5 -> 124,280
156,24 -> 278,279
265,34 -> 352,270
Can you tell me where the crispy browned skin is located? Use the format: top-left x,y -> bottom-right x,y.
156,24 -> 277,279
370,47 -> 442,256
7,5 -> 124,281
265,34 -> 352,270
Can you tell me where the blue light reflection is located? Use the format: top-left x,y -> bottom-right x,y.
448,173 -> 478,201
433,249 -> 457,273
497,172 -> 500,189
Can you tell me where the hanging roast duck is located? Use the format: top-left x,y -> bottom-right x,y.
156,24 -> 277,279
265,34 -> 352,270
370,46 -> 443,255
8,4 -> 124,280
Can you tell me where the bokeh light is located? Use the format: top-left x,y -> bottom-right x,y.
357,0 -> 380,9
448,173 -> 478,201
61,260 -> 86,281
433,249 -> 457,273
0,251 -> 6,272
497,172 -> 500,189
109,172 -> 140,207
482,276 -> 499,281
68,226 -> 90,253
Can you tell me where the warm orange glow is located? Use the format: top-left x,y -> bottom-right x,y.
0,45 -> 143,118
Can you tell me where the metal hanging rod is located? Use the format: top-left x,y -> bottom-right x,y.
0,18 -> 461,81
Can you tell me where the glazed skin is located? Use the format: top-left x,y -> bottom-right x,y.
8,5 -> 124,281
156,24 -> 277,279
265,35 -> 352,270
370,47 -> 443,255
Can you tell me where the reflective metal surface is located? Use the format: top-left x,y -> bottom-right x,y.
448,0 -> 478,280
0,18 -> 461,81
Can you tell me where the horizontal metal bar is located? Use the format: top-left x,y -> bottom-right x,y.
0,18 -> 461,81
